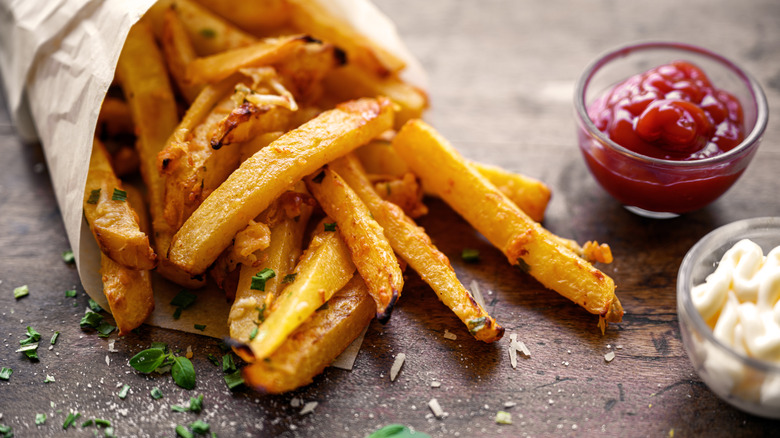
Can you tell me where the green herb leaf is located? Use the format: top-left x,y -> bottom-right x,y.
88,298 -> 103,312
171,405 -> 189,413
50,331 -> 60,345
367,424 -> 432,438
249,326 -> 258,341
199,28 -> 216,38
466,316 -> 487,334
222,353 -> 236,374
20,326 -> 41,345
282,273 -> 297,284
461,248 -> 480,263
65,289 -> 77,298
172,356 -> 196,390
63,412 -> 81,429
190,419 -> 210,434
111,188 -> 127,202
250,268 -> 275,291
117,384 -> 130,399
16,343 -> 39,360
13,284 -> 29,299
170,290 -> 197,309
80,311 -> 104,329
194,324 -> 206,331
323,222 -> 337,232
173,307 -> 183,320
151,342 -> 168,352
129,348 -> 167,374
96,322 -> 116,338
495,410 -> 512,424
0,424 -> 13,438
176,425 -> 194,438
35,413 -> 46,425
150,387 -> 163,400
44,375 -> 55,383
61,250 -> 75,264
207,354 -> 220,367
189,394 -> 204,412
87,188 -> 101,204
82,419 -> 94,427
224,370 -> 244,390
255,303 -> 266,324
95,419 -> 111,427
0,367 -> 12,381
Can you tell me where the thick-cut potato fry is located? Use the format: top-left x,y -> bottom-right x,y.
324,64 -> 427,130
116,20 -> 204,288
84,140 -> 157,271
371,172 -> 428,218
168,97 -> 394,275
97,97 -> 134,137
243,275 -> 373,393
238,131 -> 284,162
230,190 -> 313,349
99,184 -> 155,336
355,140 -> 552,222
247,225 -> 356,360
147,0 -> 257,56
192,0 -> 291,36
392,120 -> 623,328
287,0 -> 406,77
331,154 -> 504,342
275,41 -> 343,105
186,35 -> 307,85
305,167 -> 403,321
161,8 -> 203,103
112,145 -> 140,178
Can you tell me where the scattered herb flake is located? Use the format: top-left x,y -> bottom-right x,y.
95,419 -> 111,427
151,387 -> 163,400
61,250 -> 75,264
88,298 -> 103,312
96,322 -> 116,338
250,268 -> 275,291
194,324 -> 206,331
50,331 -> 60,345
87,188 -> 101,204
172,356 -> 196,390
65,289 -> 77,298
176,424 -> 194,438
16,343 -> 39,360
461,248 -> 480,263
82,419 -> 94,427
249,326 -> 258,341
170,290 -> 197,309
173,307 -> 183,320
495,410 -> 512,424
323,222 -> 337,232
199,28 -> 216,39
35,413 -> 46,425
111,188 -> 127,202
207,354 -> 220,367
80,311 -> 103,329
63,412 -> 81,429
189,394 -> 204,413
21,326 -> 41,344
0,424 -> 13,438
224,370 -> 244,390
0,368 -> 12,380
367,424 -> 432,438
44,375 -> 55,383
13,285 -> 29,299
151,342 -> 168,352
282,273 -> 297,284
117,384 -> 131,399
466,316 -> 487,334
171,405 -> 189,413
129,348 -> 167,374
190,420 -> 210,434
222,354 -> 236,374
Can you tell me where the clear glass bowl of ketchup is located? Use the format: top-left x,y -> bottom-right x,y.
575,42 -> 768,218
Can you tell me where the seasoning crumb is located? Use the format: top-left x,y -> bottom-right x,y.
431,381 -> 441,388
290,397 -> 302,407
300,401 -> 318,415
185,346 -> 193,359
108,340 -> 117,352
390,353 -> 406,382
604,351 -> 616,362
495,411 -> 512,424
503,401 -> 516,408
443,329 -> 457,340
105,355 -> 110,367
428,398 -> 444,418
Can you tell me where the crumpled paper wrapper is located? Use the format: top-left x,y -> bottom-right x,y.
0,0 -> 423,367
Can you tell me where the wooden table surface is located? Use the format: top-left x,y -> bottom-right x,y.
2,1 -> 780,436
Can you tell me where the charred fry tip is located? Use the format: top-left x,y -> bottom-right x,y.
161,158 -> 170,170
376,289 -> 400,324
210,139 -> 223,150
224,336 -> 254,358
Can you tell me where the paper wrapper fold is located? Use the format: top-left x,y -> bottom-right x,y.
0,0 -> 424,357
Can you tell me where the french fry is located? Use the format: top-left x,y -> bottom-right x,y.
305,167 -> 403,322
191,0 -> 291,36
168,97 -> 394,275
275,41 -> 344,105
323,64 -> 427,130
331,154 -> 504,342
99,184 -> 155,336
185,35 -> 308,85
112,145 -> 140,178
116,19 -> 204,288
97,97 -> 134,137
392,120 -> 623,329
242,275 -> 374,394
286,0 -> 406,77
371,172 -> 428,218
230,189 -> 313,350
161,8 -> 203,103
247,224 -> 356,360
83,140 -> 157,271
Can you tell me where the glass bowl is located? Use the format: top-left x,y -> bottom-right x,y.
677,217 -> 780,418
574,42 -> 768,219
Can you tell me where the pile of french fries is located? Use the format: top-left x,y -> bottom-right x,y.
85,0 -> 623,393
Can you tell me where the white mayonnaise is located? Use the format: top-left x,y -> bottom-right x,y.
692,239 -> 780,407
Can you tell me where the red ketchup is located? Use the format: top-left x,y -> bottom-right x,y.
583,61 -> 747,213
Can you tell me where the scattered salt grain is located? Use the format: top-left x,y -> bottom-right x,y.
604,351 -> 616,362
508,334 -> 518,369
390,353 -> 406,382
503,401 -> 516,408
428,398 -> 444,418
105,355 -> 110,367
443,329 -> 457,341
431,381 -> 441,388
108,340 -> 117,352
300,401 -> 318,415
290,397 -> 302,408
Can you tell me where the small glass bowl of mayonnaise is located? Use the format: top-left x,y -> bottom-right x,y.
678,217 -> 780,418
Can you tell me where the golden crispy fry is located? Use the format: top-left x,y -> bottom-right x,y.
191,0 -> 291,36
355,140 -> 552,222
84,140 -> 157,271
247,224 -> 356,360
392,120 -> 623,328
186,35 -> 307,85
112,145 -> 140,178
147,0 -> 257,56
238,131 -> 284,162
161,8 -> 203,103
287,0 -> 406,77
116,20 -> 204,288
243,275 -> 373,393
331,154 -> 504,342
168,97 -> 394,275
99,184 -> 154,336
97,97 -> 134,137
230,189 -> 313,349
275,41 -> 343,105
323,64 -> 427,130
305,167 -> 403,322
371,172 -> 428,218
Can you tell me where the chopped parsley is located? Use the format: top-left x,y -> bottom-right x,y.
129,348 -> 167,373
323,222 -> 337,232
0,367 -> 12,380
65,289 -> 77,298
466,316 -> 487,334
35,413 -> 46,425
96,322 -> 116,338
190,420 -> 210,434
189,394 -> 204,413
51,331 -> 60,345
62,412 -> 81,429
44,375 -> 55,383
495,410 -> 512,424
249,326 -> 258,341
0,424 -> 13,438
117,384 -> 130,399
171,405 -> 189,413
194,324 -> 206,331
207,354 -> 220,367
250,268 -> 275,291
461,248 -> 480,263
171,290 -> 197,319
176,425 -> 194,438
199,28 -> 217,39
111,188 -> 127,202
18,326 -> 41,360
88,298 -> 103,312
367,424 -> 432,438
151,387 -> 163,400
61,250 -> 75,264
13,284 -> 29,299
172,356 -> 196,390
80,311 -> 104,329
282,273 -> 297,284
224,370 -> 244,390
222,354 -> 236,374
86,188 -> 101,204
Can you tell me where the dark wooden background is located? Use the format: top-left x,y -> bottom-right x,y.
2,0 -> 780,436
